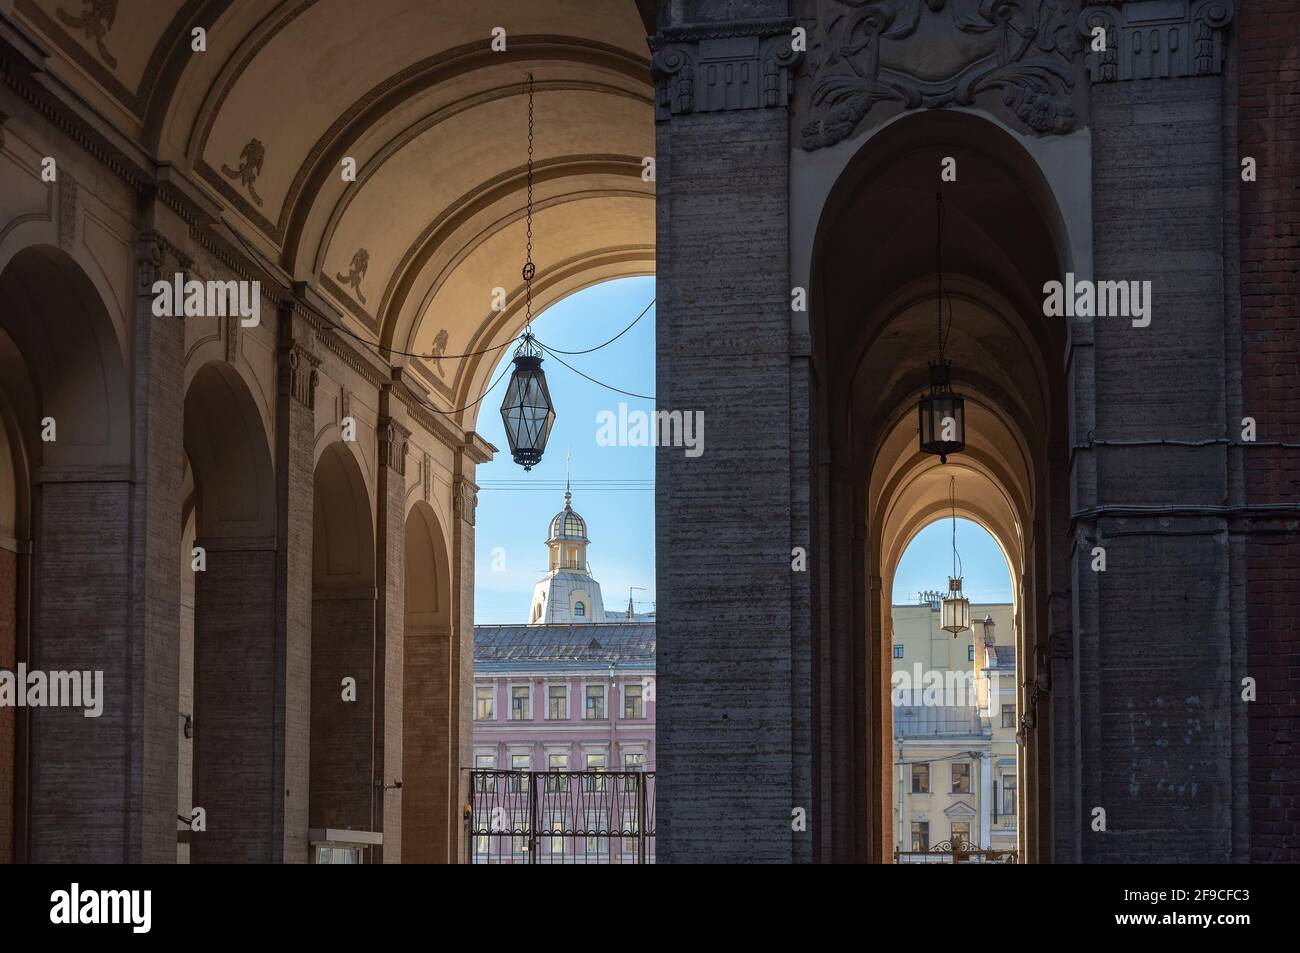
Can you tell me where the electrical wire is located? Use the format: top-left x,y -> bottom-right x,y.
535,298 -> 655,354
538,342 -> 655,401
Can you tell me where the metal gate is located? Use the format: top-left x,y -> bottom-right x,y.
468,770 -> 655,864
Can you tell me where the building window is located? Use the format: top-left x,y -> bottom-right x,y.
893,643 -> 904,658
545,752 -> 568,792
475,684 -> 495,720
911,821 -> 929,852
623,751 -> 646,792
509,753 -> 531,792
951,820 -> 970,847
1001,704 -> 1015,728
911,762 -> 930,794
585,683 -> 606,720
623,682 -> 644,719
574,600 -> 585,617
474,753 -> 495,793
951,762 -> 971,794
1002,775 -> 1017,817
510,684 -> 531,720
968,643 -> 975,662
585,752 -> 607,793
547,683 -> 568,720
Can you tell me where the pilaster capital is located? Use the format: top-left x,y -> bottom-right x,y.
650,17 -> 801,120
283,337 -> 321,409
379,415 -> 411,475
453,476 -> 478,527
1078,0 -> 1234,83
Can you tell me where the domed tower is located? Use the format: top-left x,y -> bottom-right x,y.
528,483 -> 606,624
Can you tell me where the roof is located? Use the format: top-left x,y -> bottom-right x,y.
474,623 -> 655,672
994,645 -> 1017,666
547,493 -> 589,543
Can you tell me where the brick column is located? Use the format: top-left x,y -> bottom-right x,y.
1075,2 -> 1242,862
372,399 -> 408,862
651,1 -> 802,862
450,451 -> 485,863
271,308 -> 319,863
26,482 -> 133,861
127,230 -> 186,863
1237,0 -> 1300,864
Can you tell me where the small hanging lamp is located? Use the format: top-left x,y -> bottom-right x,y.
500,75 -> 555,470
940,476 -> 971,636
918,193 -> 965,463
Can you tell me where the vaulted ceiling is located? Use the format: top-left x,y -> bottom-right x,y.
13,0 -> 655,420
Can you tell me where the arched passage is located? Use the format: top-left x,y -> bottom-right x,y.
808,111 -> 1073,863
401,499 -> 454,862
309,442 -> 378,841
182,360 -> 278,863
0,245 -> 131,863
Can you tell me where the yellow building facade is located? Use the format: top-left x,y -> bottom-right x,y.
891,597 -> 1018,861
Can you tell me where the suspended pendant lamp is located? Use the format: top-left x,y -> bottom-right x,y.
500,74 -> 555,470
941,476 -> 971,636
918,193 -> 965,463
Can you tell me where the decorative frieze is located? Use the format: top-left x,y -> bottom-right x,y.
650,18 -> 800,119
796,0 -> 1084,148
1079,0 -> 1234,83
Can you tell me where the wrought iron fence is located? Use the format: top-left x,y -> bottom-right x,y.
468,770 -> 655,864
894,839 -> 1017,864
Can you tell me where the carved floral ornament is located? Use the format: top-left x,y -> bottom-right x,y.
795,0 -> 1235,150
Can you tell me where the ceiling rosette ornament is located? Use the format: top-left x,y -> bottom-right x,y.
797,0 -> 1084,149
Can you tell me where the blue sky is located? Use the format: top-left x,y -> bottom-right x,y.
473,276 -> 656,624
470,275 -> 1011,621
891,517 -> 1013,605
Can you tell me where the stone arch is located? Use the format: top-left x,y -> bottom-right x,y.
0,243 -> 133,862
401,499 -> 455,862
808,109 -> 1074,863
182,359 -> 279,863
310,441 -> 378,841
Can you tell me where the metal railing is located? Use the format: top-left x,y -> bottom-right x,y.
467,770 -> 655,864
894,839 -> 1017,864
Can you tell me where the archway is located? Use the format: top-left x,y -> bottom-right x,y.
402,500 -> 454,862
887,514 -> 1019,861
808,111 -> 1073,863
309,442 -> 378,846
0,244 -> 131,863
182,360 -> 277,863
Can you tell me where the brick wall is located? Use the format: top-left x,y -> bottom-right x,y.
1239,0 -> 1300,864
0,548 -> 14,864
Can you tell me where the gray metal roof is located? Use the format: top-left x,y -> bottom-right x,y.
994,645 -> 1017,666
474,623 -> 655,671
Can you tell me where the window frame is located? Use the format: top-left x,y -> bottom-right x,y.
584,682 -> 607,720
911,762 -> 930,794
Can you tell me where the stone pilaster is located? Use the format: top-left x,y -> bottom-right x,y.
373,392 -> 409,863
272,305 -> 319,863
651,1 -> 803,862
451,440 -> 488,863
1074,0 -> 1240,862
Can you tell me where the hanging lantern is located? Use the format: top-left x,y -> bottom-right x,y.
940,476 -> 970,636
500,335 -> 555,471
917,193 -> 965,463
918,361 -> 965,463
500,73 -> 556,471
941,575 -> 971,635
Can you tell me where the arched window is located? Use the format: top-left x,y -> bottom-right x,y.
575,601 -> 585,617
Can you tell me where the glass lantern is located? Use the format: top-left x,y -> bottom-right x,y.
941,575 -> 971,635
918,361 -> 965,463
499,344 -> 555,470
